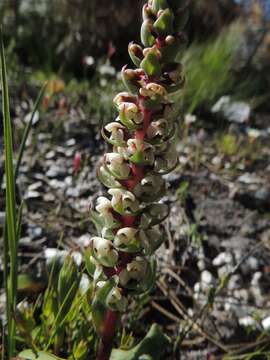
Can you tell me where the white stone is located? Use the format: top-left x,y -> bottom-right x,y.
239,316 -> 257,328
262,316 -> 270,331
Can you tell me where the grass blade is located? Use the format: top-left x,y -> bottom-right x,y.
1,28 -> 18,358
15,81 -> 47,179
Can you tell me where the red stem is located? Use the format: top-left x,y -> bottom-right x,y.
96,310 -> 119,360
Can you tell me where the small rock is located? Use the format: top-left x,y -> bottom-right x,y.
43,193 -> 56,202
45,150 -> 56,160
27,226 -> 43,239
238,173 -> 263,184
201,270 -> 214,285
80,274 -> 91,294
66,138 -> 76,146
262,316 -> 270,331
24,110 -> 39,125
24,190 -> 41,199
77,234 -> 91,247
184,114 -> 197,125
66,187 -> 80,197
0,211 -> 5,226
228,274 -> 242,290
213,252 -> 233,267
49,179 -> 66,190
211,96 -> 251,123
28,181 -> 43,191
239,316 -> 257,328
44,248 -> 68,264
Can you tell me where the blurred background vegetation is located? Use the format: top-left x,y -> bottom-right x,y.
0,0 -> 269,114
1,1 -> 270,358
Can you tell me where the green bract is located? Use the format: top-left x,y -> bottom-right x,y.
88,1 -> 189,355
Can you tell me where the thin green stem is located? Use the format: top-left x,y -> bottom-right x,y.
1,27 -> 18,358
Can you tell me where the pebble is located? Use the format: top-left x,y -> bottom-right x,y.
262,316 -> 270,331
77,234 -> 91,247
43,193 -> 56,202
0,211 -> 5,226
80,274 -> 91,294
238,173 -> 263,185
239,316 -> 257,328
213,252 -> 233,267
49,179 -> 66,190
45,150 -> 56,160
24,110 -> 39,125
24,190 -> 41,199
228,274 -> 242,290
211,96 -> 251,123
27,226 -> 43,239
201,270 -> 214,285
44,248 -> 68,264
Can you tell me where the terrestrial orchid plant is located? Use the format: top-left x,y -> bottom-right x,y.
86,0 -> 190,359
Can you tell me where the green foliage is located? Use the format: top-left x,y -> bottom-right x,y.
19,350 -> 66,360
110,324 -> 169,360
183,23 -> 241,113
16,255 -> 95,358
1,28 -> 19,358
216,133 -> 239,157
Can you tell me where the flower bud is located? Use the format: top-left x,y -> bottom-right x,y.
141,19 -> 156,47
141,51 -> 161,77
142,3 -> 154,20
127,138 -> 155,165
128,42 -> 144,67
154,8 -> 175,37
106,286 -> 128,312
147,118 -> 169,140
104,122 -> 125,145
134,173 -> 165,201
118,102 -> 144,130
113,92 -> 138,108
139,227 -> 163,255
140,82 -> 168,101
96,196 -> 115,228
105,153 -> 131,179
154,144 -> 178,173
119,257 -> 148,287
165,35 -> 175,45
108,188 -> 140,215
114,227 -> 140,252
163,62 -> 183,84
91,237 -> 118,267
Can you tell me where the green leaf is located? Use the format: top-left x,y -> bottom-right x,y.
110,324 -> 169,360
121,70 -> 139,94
140,52 -> 161,77
92,277 -> 117,333
84,248 -> 96,278
128,43 -> 143,67
141,20 -> 155,47
1,27 -> 17,357
90,209 -> 105,236
153,9 -> 174,37
19,350 -> 66,360
97,165 -> 123,190
174,8 -> 189,33
152,0 -> 169,14
17,273 -> 46,294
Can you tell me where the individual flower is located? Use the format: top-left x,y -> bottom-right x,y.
108,188 -> 140,214
91,237 -> 118,267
